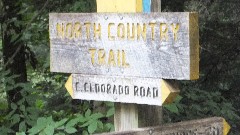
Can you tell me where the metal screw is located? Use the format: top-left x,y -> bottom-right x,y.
104,16 -> 108,20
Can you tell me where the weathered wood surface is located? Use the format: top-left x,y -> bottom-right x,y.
97,0 -> 142,132
49,12 -> 199,80
65,74 -> 179,106
114,103 -> 138,131
96,117 -> 231,135
138,0 -> 164,128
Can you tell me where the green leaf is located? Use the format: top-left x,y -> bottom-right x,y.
11,114 -> 21,125
35,99 -> 44,109
90,113 -> 104,119
55,118 -> 68,128
65,127 -> 77,134
106,108 -> 115,117
28,117 -> 46,134
46,116 -> 54,125
66,118 -> 79,127
16,132 -> 26,135
174,95 -> 183,103
77,114 -> 87,123
28,126 -> 40,135
88,122 -> 98,134
11,103 -> 17,110
20,105 -> 26,112
85,109 -> 91,118
5,109 -> 16,119
82,130 -> 89,135
0,126 -> 14,134
55,132 -> 65,135
97,121 -> 103,130
37,117 -> 47,128
19,121 -> 26,132
43,125 -> 55,135
55,133 -> 65,135
104,123 -> 114,131
39,131 -> 46,135
164,104 -> 179,114
105,102 -> 114,107
80,119 -> 94,127
57,126 -> 65,130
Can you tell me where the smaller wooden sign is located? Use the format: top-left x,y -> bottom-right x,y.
96,117 -> 231,135
65,74 -> 179,106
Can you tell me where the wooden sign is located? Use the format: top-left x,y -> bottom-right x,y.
49,12 -> 199,80
96,117 -> 231,135
65,74 -> 179,106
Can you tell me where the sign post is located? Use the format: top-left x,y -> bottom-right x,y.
96,0 -> 141,131
49,0 -> 230,134
138,0 -> 163,127
49,0 -> 196,131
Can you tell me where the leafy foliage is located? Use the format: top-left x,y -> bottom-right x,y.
0,0 -> 114,134
1,0 -> 240,135
163,0 -> 240,134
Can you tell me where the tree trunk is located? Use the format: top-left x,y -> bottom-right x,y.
2,0 -> 27,130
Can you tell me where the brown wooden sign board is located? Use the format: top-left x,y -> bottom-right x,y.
95,117 -> 231,135
49,13 -> 199,80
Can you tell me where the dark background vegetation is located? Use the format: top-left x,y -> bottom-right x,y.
0,0 -> 239,134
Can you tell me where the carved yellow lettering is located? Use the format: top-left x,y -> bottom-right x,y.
122,50 -> 129,67
94,23 -> 101,40
127,23 -> 135,40
66,23 -> 73,39
117,23 -> 125,39
108,23 -> 115,40
172,23 -> 180,41
56,23 -> 64,38
160,23 -> 168,41
137,23 -> 146,40
74,22 -> 81,38
84,22 -> 91,39
89,48 -> 96,65
149,22 -> 156,40
108,49 -> 116,66
98,49 -> 105,65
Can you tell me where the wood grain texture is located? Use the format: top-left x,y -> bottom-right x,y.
138,0 -> 164,128
66,74 -> 179,106
151,0 -> 161,12
114,103 -> 138,131
49,12 -> 199,80
96,0 -> 140,132
96,117 -> 231,135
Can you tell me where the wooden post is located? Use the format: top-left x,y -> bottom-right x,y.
151,0 -> 161,12
114,103 -> 138,131
96,0 -> 142,131
139,0 -> 163,127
